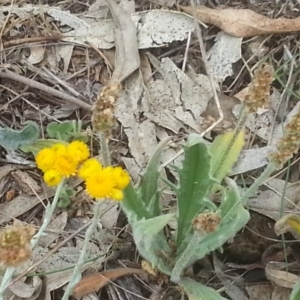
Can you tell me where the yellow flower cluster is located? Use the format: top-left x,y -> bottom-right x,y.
35,141 -> 130,201
78,158 -> 130,201
36,141 -> 90,186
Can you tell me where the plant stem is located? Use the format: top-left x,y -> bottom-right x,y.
240,162 -> 276,204
0,267 -> 15,300
98,132 -> 111,167
31,179 -> 65,248
62,201 -> 102,300
0,180 -> 65,299
171,230 -> 205,283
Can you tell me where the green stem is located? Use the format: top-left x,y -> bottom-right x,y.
61,201 -> 102,300
171,230 -> 205,283
98,132 -> 111,167
31,179 -> 65,248
240,162 -> 276,204
0,267 -> 15,300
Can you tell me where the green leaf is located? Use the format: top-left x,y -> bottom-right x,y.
0,121 -> 39,151
47,121 -> 76,142
176,134 -> 216,246
179,277 -> 228,300
46,122 -> 59,138
121,182 -> 150,223
21,139 -> 67,155
183,178 -> 249,268
131,214 -> 174,275
291,279 -> 300,300
209,130 -> 245,183
71,132 -> 89,143
139,137 -> 173,217
58,122 -> 74,133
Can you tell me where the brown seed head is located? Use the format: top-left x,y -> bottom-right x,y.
193,211 -> 221,233
92,81 -> 122,136
270,112 -> 300,169
244,63 -> 274,113
0,220 -> 35,267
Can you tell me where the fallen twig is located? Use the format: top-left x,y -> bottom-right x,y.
0,68 -> 92,111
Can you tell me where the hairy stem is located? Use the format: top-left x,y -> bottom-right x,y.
62,201 -> 102,299
98,132 -> 111,167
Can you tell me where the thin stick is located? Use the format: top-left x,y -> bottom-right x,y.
0,68 -> 92,111
182,30 -> 191,72
190,0 -> 223,135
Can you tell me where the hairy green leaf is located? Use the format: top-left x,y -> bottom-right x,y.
209,130 -> 245,183
176,134 -> 216,246
139,137 -> 172,217
0,121 -> 39,151
131,214 -> 174,275
179,277 -> 228,300
21,139 -> 67,155
122,183 -> 150,223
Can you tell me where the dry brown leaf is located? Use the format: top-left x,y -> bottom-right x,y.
105,0 -> 140,83
180,5 -> 300,38
266,263 -> 299,289
11,170 -> 41,195
72,267 -> 146,299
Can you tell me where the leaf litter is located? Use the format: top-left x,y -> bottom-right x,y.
0,0 -> 300,299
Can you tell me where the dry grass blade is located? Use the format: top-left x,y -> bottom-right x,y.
72,268 -> 146,299
180,5 -> 300,38
105,0 -> 140,83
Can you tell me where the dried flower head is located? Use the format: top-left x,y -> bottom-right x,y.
269,111 -> 300,168
92,82 -> 122,136
244,63 -> 274,113
192,212 -> 221,233
0,221 -> 35,267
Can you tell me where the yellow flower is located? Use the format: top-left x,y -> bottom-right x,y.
112,167 -> 130,189
51,143 -> 67,154
43,169 -> 62,186
85,168 -> 116,199
78,158 -> 102,180
67,141 -> 90,163
54,153 -> 78,177
110,188 -> 123,201
35,148 -> 56,172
